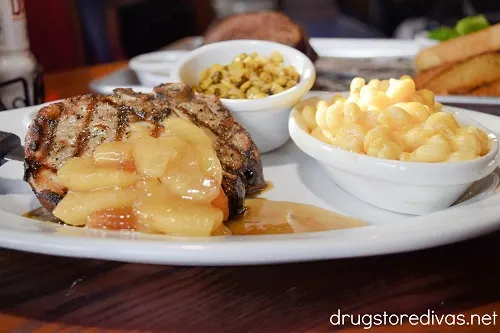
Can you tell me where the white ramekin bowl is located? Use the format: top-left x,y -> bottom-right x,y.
170,40 -> 316,154
289,94 -> 500,215
128,50 -> 189,87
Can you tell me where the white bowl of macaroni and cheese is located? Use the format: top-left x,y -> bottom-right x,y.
170,40 -> 316,153
289,76 -> 500,215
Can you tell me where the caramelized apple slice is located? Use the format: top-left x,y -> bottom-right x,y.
58,157 -> 139,191
211,187 -> 229,221
160,148 -> 219,202
197,145 -> 223,184
135,220 -> 160,234
212,224 -> 232,236
86,207 -> 137,230
135,178 -> 175,205
135,200 -> 223,236
162,117 -> 213,147
127,122 -> 154,140
53,187 -> 135,226
93,141 -> 134,170
132,136 -> 177,178
157,136 -> 190,153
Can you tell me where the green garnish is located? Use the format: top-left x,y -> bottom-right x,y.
427,26 -> 460,41
427,14 -> 490,41
455,14 -> 490,35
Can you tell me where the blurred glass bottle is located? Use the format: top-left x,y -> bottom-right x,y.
0,0 -> 43,111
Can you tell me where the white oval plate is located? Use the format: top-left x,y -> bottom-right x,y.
309,38 -> 421,58
2,100 -> 500,266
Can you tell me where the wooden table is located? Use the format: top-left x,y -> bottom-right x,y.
1,63 -> 499,333
43,61 -> 128,101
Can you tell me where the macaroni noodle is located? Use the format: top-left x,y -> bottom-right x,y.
296,76 -> 490,162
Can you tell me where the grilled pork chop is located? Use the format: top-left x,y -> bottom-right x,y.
24,83 -> 265,217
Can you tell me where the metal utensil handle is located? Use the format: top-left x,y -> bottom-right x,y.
0,131 -> 21,163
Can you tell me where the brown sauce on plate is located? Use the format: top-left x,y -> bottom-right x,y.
222,198 -> 367,235
23,207 -> 60,223
247,180 -> 274,198
22,181 -> 367,236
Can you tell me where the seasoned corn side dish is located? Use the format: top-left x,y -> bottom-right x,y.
52,118 -> 229,236
296,76 -> 491,162
194,51 -> 300,99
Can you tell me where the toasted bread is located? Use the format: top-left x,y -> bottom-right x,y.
415,24 -> 500,73
414,62 -> 455,89
415,52 -> 500,94
469,79 -> 500,96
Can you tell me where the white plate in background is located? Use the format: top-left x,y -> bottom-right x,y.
128,50 -> 189,87
414,31 -> 440,49
309,38 -> 421,58
2,103 -> 500,265
435,95 -> 500,105
88,67 -> 152,95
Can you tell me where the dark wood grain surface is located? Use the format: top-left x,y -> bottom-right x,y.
1,54 -> 499,333
1,230 -> 499,332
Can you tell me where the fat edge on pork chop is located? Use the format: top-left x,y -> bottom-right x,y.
24,83 -> 265,218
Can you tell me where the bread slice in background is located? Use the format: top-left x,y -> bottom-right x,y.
203,11 -> 318,62
415,24 -> 500,73
413,62 -> 454,89
470,79 -> 500,96
416,52 -> 500,94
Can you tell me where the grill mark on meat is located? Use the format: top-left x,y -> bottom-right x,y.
113,89 -> 162,139
23,104 -> 63,183
24,102 -> 66,207
177,101 -> 252,171
177,102 -> 233,139
172,98 -> 246,173
151,107 -> 172,138
151,120 -> 163,138
74,99 -> 98,157
36,190 -> 64,212
82,98 -> 120,157
46,99 -> 90,169
120,104 -> 145,141
36,118 -> 61,186
24,83 -> 265,217
38,105 -> 62,164
35,118 -> 57,164
115,104 -> 130,141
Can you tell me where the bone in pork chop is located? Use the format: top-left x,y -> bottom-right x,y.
24,83 -> 265,217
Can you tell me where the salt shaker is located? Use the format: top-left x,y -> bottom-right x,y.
0,0 -> 43,111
